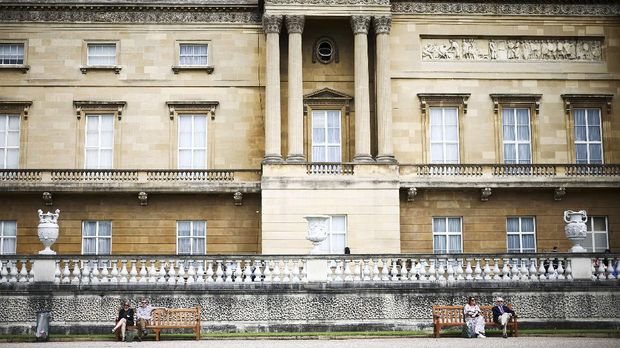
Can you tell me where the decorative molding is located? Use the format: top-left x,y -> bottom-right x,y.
80,65 -> 122,74
285,15 -> 305,34
407,187 -> 418,202
0,64 -> 30,73
42,192 -> 53,206
312,37 -> 339,64
421,37 -> 603,62
417,93 -> 470,117
392,1 -> 620,17
373,15 -> 391,35
554,187 -> 566,201
0,101 -> 32,120
73,101 -> 126,120
0,5 -> 261,24
166,101 -> 219,120
267,0 -> 389,4
138,191 -> 148,206
303,88 -> 353,116
351,16 -> 371,35
490,94 -> 542,116
561,94 -> 613,116
263,15 -> 283,34
233,191 -> 243,206
171,65 -> 214,74
480,187 -> 492,202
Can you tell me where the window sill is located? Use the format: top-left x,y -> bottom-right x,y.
172,65 -> 214,74
80,65 -> 122,74
0,64 -> 30,73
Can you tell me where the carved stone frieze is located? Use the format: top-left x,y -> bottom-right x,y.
421,37 -> 603,62
285,15 -> 305,34
351,16 -> 371,35
392,1 -> 620,17
267,0 -> 390,4
373,16 -> 392,35
263,15 -> 283,34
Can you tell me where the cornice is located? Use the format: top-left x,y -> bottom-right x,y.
391,1 -> 620,17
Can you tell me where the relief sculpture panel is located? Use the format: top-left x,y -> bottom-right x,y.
421,37 -> 603,62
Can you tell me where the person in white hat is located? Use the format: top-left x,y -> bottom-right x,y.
492,297 -> 516,338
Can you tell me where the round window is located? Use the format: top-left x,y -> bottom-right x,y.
314,38 -> 336,64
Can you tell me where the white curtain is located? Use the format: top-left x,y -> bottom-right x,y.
180,44 -> 208,66
178,115 -> 207,169
433,235 -> 447,254
88,44 -> 116,65
1,115 -> 20,168
1,221 -> 16,254
85,115 -> 113,169
430,107 -> 458,164
0,43 -> 25,64
312,111 -> 341,162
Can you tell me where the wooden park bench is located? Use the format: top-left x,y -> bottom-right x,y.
432,305 -> 518,338
146,307 -> 201,341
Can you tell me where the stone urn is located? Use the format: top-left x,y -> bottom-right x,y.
563,210 -> 587,253
303,215 -> 330,254
37,209 -> 60,255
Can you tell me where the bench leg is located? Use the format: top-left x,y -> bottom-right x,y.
433,324 -> 439,338
155,329 -> 160,341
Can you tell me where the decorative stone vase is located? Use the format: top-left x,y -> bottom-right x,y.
303,215 -> 330,254
37,209 -> 60,255
563,210 -> 587,253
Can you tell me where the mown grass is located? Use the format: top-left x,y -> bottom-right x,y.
0,328 -> 618,342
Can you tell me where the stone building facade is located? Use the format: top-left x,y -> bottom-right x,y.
0,0 -> 619,256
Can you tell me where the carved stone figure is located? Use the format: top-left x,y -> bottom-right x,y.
462,39 -> 477,59
489,40 -> 497,60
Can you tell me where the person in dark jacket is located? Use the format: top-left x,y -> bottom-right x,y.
492,297 -> 516,338
112,300 -> 135,341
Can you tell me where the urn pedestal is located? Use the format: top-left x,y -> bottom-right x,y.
37,209 -> 60,255
563,210 -> 588,253
303,215 -> 329,254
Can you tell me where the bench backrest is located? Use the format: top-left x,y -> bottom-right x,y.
150,307 -> 201,326
432,305 -> 512,324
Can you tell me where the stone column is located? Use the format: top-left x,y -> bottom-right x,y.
351,16 -> 373,162
263,15 -> 284,164
374,16 -> 396,163
286,15 -> 306,162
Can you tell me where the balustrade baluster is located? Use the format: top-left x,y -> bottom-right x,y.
253,260 -> 263,283
205,261 -> 214,283
138,260 -> 147,283
262,260 -> 272,283
273,260 -> 282,283
8,260 -> 18,283
53,260 -> 61,284
428,260 -> 436,282
501,258 -> 510,281
590,261 -> 597,280
186,260 -> 195,284
353,260 -> 362,282
437,261 -> 446,282
157,259 -> 167,283
565,259 -> 573,280
492,259 -> 501,280
147,260 -> 157,283
474,260 -> 482,280
196,260 -> 205,283
81,260 -> 91,285
342,259 -> 352,282
177,260 -> 187,285
71,259 -> 81,284
119,260 -> 128,283
456,259 -> 465,281
301,260 -> 308,283
361,259 -> 370,281
529,258 -> 538,281
389,260 -> 398,281
282,260 -> 291,283
91,261 -> 100,285
520,260 -> 529,281
538,258 -> 547,281
380,259 -> 389,281
597,259 -> 606,280
167,260 -> 177,285
371,258 -> 380,281
129,260 -> 138,283
557,261 -> 565,280
420,259 -> 428,281
547,260 -> 557,280
60,260 -> 70,284
483,259 -> 492,280
291,260 -> 301,283
0,260 -> 8,283
447,259 -> 455,282
511,259 -> 520,281
465,260 -> 473,281
100,261 -> 110,283
18,259 -> 28,283
615,260 -> 620,279
215,261 -> 225,283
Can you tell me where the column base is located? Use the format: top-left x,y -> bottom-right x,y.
376,155 -> 397,164
353,154 -> 375,163
286,154 -> 306,163
262,155 -> 284,164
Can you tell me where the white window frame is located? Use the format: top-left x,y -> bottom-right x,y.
506,217 -> 537,253
81,220 -> 112,255
429,106 -> 459,164
0,43 -> 25,65
84,114 -> 114,169
177,114 -> 208,169
0,221 -> 17,255
179,43 -> 209,66
176,220 -> 207,255
86,43 -> 117,66
432,217 -> 463,254
574,108 -> 604,164
502,107 -> 532,164
0,114 -> 20,169
318,215 -> 347,254
311,109 -> 342,162
583,216 -> 609,252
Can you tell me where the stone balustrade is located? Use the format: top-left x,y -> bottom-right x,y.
1,253 -> 617,286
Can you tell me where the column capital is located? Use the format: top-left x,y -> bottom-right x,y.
285,15 -> 305,34
263,15 -> 283,34
373,15 -> 391,34
350,16 -> 371,35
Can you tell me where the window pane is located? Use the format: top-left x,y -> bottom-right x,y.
445,144 -> 459,163
192,237 -> 206,255
331,234 -> 345,253
312,127 -> 325,143
445,125 -> 458,141
83,222 -> 97,236
589,144 -> 602,162
433,235 -> 447,253
593,234 -> 608,252
99,221 -> 112,236
193,221 -> 206,236
582,232 -> 594,251
518,144 -> 531,163
99,150 -> 113,168
517,125 -> 530,141
430,125 -> 442,140
178,150 -> 192,168
447,218 -> 461,233
502,109 -> 514,125
327,128 -> 339,144
503,125 -> 515,141
327,146 -> 341,162
98,238 -> 111,254
331,216 -> 346,232
193,150 -> 206,168
178,221 -> 191,236
178,238 -> 191,254
2,237 -> 16,254
430,144 -> 443,163
101,115 -> 114,131
312,146 -> 325,162
8,116 -> 19,130
573,109 -> 586,126
433,218 -> 446,233
587,111 -> 600,127
575,144 -> 587,163
448,235 -> 462,253
593,217 -> 607,231
2,222 -> 16,236
100,130 -> 113,148
444,108 -> 458,125
507,235 -> 520,251
327,111 -> 340,128
504,144 -> 516,161
6,149 -> 18,168
521,217 -> 535,232
83,238 -> 97,254
516,109 -> 529,125
574,125 -> 587,141
85,150 -> 98,168
522,234 -> 535,251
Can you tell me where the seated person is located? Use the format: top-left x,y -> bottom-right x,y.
464,296 -> 485,338
492,297 -> 516,338
112,300 -> 134,342
136,298 -> 162,340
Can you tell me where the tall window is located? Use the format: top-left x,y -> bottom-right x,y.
85,114 -> 114,169
311,110 -> 341,162
0,114 -> 20,169
582,216 -> 608,252
0,221 -> 16,255
318,215 -> 347,254
177,221 -> 206,255
429,107 -> 459,164
506,217 -> 536,253
502,108 -> 531,164
574,108 -> 603,164
0,43 -> 24,65
432,217 -> 462,254
87,43 -> 116,66
179,44 -> 208,66
178,115 -> 207,169
82,221 -> 112,255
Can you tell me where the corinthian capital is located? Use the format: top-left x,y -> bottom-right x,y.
285,15 -> 305,34
263,15 -> 283,34
373,15 -> 391,34
350,16 -> 371,35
